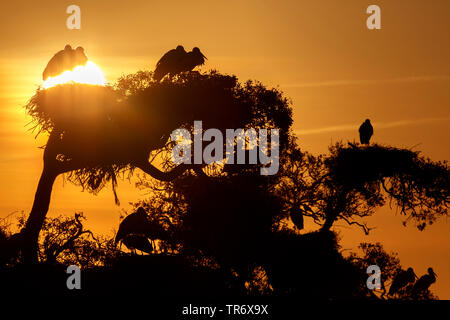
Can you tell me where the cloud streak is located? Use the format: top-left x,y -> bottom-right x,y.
294,117 -> 450,136
283,75 -> 450,88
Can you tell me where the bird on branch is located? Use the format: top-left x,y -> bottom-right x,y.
388,267 -> 417,296
153,45 -> 207,81
412,267 -> 437,297
42,45 -> 88,80
359,119 -> 373,145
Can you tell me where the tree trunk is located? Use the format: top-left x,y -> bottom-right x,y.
320,213 -> 336,232
320,190 -> 348,232
21,162 -> 59,263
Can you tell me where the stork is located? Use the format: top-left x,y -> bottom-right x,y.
115,207 -> 168,253
42,44 -> 88,80
153,45 -> 187,81
412,267 -> 437,297
73,46 -> 88,67
153,46 -> 206,81
388,267 -> 417,296
121,234 -> 153,255
359,119 -> 373,145
290,208 -> 304,230
183,47 -> 207,72
115,207 -> 151,245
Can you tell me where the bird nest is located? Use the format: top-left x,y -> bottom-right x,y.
25,71 -> 246,138
327,143 -> 449,203
26,84 -> 120,136
327,144 -> 419,186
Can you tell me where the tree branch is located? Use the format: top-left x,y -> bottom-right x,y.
132,159 -> 202,181
341,216 -> 372,235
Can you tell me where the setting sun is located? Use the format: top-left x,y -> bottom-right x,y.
42,61 -> 106,89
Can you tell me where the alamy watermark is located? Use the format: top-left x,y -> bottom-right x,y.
366,5 -> 381,30
66,5 -> 81,30
170,121 -> 280,176
366,265 -> 381,290
66,265 -> 81,289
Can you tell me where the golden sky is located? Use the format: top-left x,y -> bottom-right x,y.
0,0 -> 449,297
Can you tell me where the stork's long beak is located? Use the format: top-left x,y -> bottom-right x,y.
202,53 -> 207,60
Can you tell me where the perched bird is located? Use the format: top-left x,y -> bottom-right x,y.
73,46 -> 88,66
359,119 -> 373,145
115,207 -> 168,255
121,234 -> 153,255
153,45 -> 187,81
412,267 -> 437,297
183,47 -> 207,72
388,267 -> 417,296
115,207 -> 151,245
42,44 -> 88,80
153,46 -> 207,81
290,208 -> 304,230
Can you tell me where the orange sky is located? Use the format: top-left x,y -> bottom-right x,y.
0,0 -> 449,298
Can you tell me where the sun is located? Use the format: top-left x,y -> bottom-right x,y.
42,61 -> 106,89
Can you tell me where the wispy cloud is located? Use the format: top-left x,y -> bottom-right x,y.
294,117 -> 450,136
283,75 -> 450,88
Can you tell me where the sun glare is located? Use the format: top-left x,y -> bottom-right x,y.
42,61 -> 106,89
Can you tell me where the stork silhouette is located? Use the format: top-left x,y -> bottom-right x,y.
115,207 -> 151,245
73,46 -> 88,66
183,47 -> 207,71
359,119 -> 373,145
153,45 -> 206,81
121,234 -> 153,255
412,267 -> 437,297
42,45 -> 88,80
290,208 -> 304,230
388,267 -> 417,296
115,207 -> 168,254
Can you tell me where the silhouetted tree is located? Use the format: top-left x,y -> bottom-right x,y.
11,70 -> 289,263
3,65 -> 448,299
276,141 -> 449,234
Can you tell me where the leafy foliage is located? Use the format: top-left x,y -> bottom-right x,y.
277,141 -> 449,233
